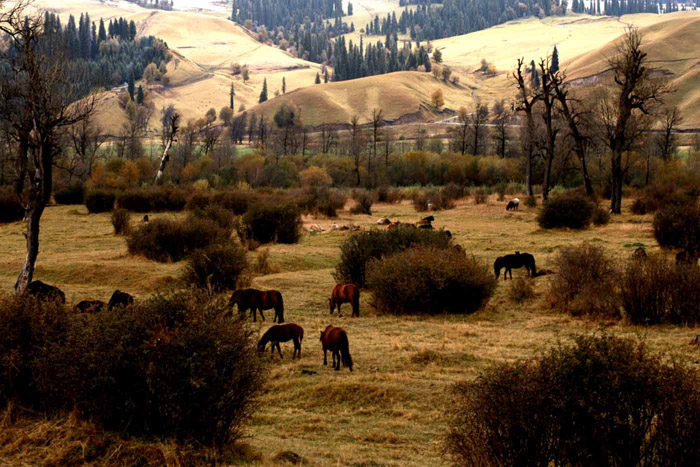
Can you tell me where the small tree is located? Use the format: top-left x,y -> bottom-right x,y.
229,82 -> 235,109
282,76 -> 286,93
136,85 -> 144,105
259,78 -> 268,103
242,66 -> 250,83
127,70 -> 135,100
433,48 -> 442,63
315,72 -> 321,84
431,88 -> 444,109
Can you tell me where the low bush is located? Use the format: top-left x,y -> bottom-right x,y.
549,244 -> 619,318
0,188 -> 23,223
653,204 -> 700,252
0,294 -> 69,411
127,217 -> 229,262
188,205 -> 235,234
316,189 -> 346,217
117,188 -> 190,213
242,202 -> 302,244
471,187 -> 489,205
52,291 -> 266,447
252,248 -> 281,275
524,195 -> 537,207
441,183 -> 465,202
85,190 -> 115,214
412,192 -> 430,212
376,185 -> 401,204
183,243 -> 248,292
212,190 -> 258,215
350,189 -> 373,215
631,182 -> 698,215
54,182 -> 85,205
367,247 -> 496,315
185,191 -> 212,211
495,182 -> 507,201
111,209 -> 131,235
508,276 -> 535,303
592,206 -> 611,226
445,335 -> 700,466
334,228 -> 453,287
621,255 -> 700,325
537,192 -> 595,229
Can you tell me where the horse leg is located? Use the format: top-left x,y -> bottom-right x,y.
276,342 -> 283,359
334,350 -> 340,370
259,308 -> 265,321
293,337 -> 300,359
337,303 -> 343,318
251,308 -> 256,322
323,347 -> 327,365
270,344 -> 275,359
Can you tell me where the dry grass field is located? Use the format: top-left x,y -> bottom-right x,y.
2,194 -> 699,465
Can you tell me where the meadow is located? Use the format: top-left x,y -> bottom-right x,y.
2,194 -> 698,465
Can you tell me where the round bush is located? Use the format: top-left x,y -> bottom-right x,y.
85,190 -> 115,214
188,205 -> 235,234
537,193 -> 595,229
367,247 -> 496,315
592,206 -> 610,226
111,208 -> 131,235
350,189 -> 373,215
334,228 -> 453,287
54,182 -> 85,205
0,188 -> 24,223
653,204 -> 700,251
183,243 -> 248,292
242,202 -> 302,244
127,217 -> 229,262
51,291 -> 266,447
445,335 -> 700,466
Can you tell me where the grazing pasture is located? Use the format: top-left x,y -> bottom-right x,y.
1,195 -> 698,465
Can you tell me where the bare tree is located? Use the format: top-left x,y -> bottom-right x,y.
120,100 -> 154,160
200,108 -> 221,156
349,115 -> 365,186
656,106 -> 683,161
0,3 -> 96,293
451,106 -> 470,155
469,103 -> 489,155
65,115 -> 105,180
513,57 -> 541,196
320,125 -> 338,154
382,125 -> 394,167
491,99 -> 510,157
537,57 -> 561,201
369,108 -> 383,182
595,27 -> 670,214
155,105 -> 180,184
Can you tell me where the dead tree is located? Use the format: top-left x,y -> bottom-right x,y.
369,108 -> 383,184
155,106 -> 180,184
513,57 -> 541,196
537,57 -> 560,201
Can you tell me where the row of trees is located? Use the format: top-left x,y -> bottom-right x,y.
332,36 -> 432,81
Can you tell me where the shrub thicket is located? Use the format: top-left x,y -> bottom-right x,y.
117,188 -> 189,213
315,189 -> 347,217
188,205 -> 235,234
592,206 -> 610,226
508,276 -> 535,303
51,291 -> 266,447
111,208 -> 131,235
653,204 -> 700,252
525,195 -> 537,207
350,189 -> 373,215
537,192 -> 595,229
85,190 -> 115,214
471,187 -> 489,205
376,185 -> 401,204
334,228 -> 453,287
549,244 -> 619,318
183,243 -> 248,292
412,192 -> 430,212
0,188 -> 23,223
631,182 -> 698,215
445,335 -> 700,466
367,247 -> 496,315
621,255 -> 700,325
242,202 -> 302,244
127,218 -> 229,262
54,182 -> 85,205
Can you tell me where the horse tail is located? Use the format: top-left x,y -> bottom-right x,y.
276,292 -> 284,323
530,256 -> 537,276
353,287 -> 360,316
340,331 -> 353,371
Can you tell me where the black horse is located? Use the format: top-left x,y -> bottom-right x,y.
26,280 -> 66,303
494,252 -> 536,280
108,290 -> 134,311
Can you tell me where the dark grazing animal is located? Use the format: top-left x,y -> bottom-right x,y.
320,325 -> 353,371
329,284 -> 360,318
632,247 -> 648,260
494,252 -> 536,280
26,280 -> 66,303
229,288 -> 284,323
506,198 -> 520,211
258,323 -> 304,359
73,300 -> 105,313
143,215 -> 149,222
108,290 -> 134,311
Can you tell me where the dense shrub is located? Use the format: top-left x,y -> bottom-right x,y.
242,202 -> 302,244
117,188 -> 190,213
350,189 -> 373,215
376,185 -> 401,204
524,195 -> 537,207
183,243 -> 248,292
0,188 -> 23,223
537,193 -> 595,229
212,190 -> 258,215
54,182 -> 85,205
52,291 -> 266,447
653,204 -> 700,251
621,255 -> 700,325
508,276 -> 535,303
111,209 -> 131,235
127,218 -> 229,262
367,247 -> 496,315
185,191 -> 212,211
315,188 -> 346,217
0,294 -> 69,411
85,190 -> 115,214
471,187 -> 489,204
592,206 -> 610,226
441,183 -> 465,202
412,192 -> 430,212
188,205 -> 235,234
631,182 -> 698,215
549,244 -> 619,318
334,228 -> 453,287
445,335 -> 700,466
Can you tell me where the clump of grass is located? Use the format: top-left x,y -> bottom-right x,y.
508,276 -> 535,303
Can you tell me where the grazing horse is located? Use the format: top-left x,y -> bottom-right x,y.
416,215 -> 434,229
329,284 -> 360,318
229,288 -> 284,323
387,221 -> 401,230
632,247 -> 648,260
73,300 -> 105,313
494,252 -> 536,280
506,198 -> 520,211
320,325 -> 353,371
108,290 -> 134,311
26,280 -> 66,303
258,323 -> 304,359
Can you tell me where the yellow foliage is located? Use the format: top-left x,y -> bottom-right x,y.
299,166 -> 332,187
119,160 -> 141,186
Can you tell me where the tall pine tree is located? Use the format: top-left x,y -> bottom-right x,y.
282,76 -> 286,93
259,78 -> 268,103
315,72 -> 321,84
551,46 -> 560,74
137,85 -> 144,105
230,82 -> 235,109
128,71 -> 135,100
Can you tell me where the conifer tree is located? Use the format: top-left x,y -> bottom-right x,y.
259,78 -> 268,103
433,48 -> 442,64
551,45 -> 560,74
137,85 -> 144,105
324,69 -> 329,82
315,72 -> 321,84
98,18 -> 107,43
230,82 -> 235,109
128,71 -> 135,100
282,76 -> 286,93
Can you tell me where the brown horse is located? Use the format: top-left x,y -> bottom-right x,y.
229,288 -> 284,323
320,325 -> 353,371
329,284 -> 360,318
258,323 -> 304,359
73,300 -> 105,313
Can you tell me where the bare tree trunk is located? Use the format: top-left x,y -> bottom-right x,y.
15,201 -> 44,292
154,137 -> 174,184
610,150 -> 623,214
